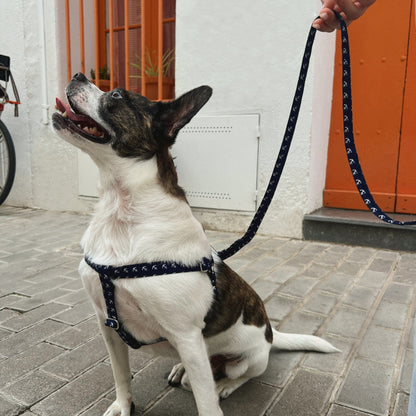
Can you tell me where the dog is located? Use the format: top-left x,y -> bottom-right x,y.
52,72 -> 338,416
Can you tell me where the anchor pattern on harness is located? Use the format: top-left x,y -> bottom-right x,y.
85,256 -> 217,349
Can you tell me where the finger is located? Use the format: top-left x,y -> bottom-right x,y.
313,8 -> 341,32
336,0 -> 376,21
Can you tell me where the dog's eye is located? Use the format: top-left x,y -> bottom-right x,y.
111,91 -> 123,99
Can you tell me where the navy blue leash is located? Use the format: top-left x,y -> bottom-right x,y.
219,12 -> 416,262
337,12 -> 416,226
218,18 -> 318,260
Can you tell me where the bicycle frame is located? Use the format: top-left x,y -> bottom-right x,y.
0,55 -> 21,118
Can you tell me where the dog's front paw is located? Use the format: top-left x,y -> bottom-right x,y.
103,400 -> 135,416
168,363 -> 192,391
168,363 -> 185,387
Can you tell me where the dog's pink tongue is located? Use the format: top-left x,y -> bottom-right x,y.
55,97 -> 91,123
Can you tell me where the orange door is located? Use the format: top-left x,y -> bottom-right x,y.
324,0 -> 416,213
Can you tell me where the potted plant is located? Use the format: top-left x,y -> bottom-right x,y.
90,65 -> 114,91
130,48 -> 175,100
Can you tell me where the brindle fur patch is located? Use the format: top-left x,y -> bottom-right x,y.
95,86 -> 212,200
203,260 -> 273,343
156,147 -> 187,201
99,90 -> 159,159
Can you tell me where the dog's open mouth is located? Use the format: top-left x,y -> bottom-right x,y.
54,98 -> 111,144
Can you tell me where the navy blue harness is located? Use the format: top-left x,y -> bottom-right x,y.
85,256 -> 217,349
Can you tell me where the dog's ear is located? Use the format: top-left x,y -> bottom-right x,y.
155,86 -> 212,144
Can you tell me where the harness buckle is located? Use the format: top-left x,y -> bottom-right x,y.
200,259 -> 212,273
105,318 -> 120,330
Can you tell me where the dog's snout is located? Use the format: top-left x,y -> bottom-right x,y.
72,72 -> 87,82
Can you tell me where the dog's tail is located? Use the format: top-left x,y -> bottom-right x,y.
272,329 -> 339,353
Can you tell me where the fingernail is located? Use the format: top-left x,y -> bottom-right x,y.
312,22 -> 321,29
320,12 -> 329,21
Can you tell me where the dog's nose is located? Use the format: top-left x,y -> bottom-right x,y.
72,72 -> 87,82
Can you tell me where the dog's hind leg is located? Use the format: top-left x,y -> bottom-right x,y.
99,322 -> 134,416
172,329 -> 223,416
218,343 -> 270,399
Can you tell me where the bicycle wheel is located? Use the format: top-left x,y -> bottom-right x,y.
0,119 -> 16,205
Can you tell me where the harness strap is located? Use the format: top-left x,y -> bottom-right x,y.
85,256 -> 217,349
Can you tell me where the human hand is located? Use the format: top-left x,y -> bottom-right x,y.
312,0 -> 376,32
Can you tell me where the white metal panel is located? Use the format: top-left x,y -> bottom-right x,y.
77,115 -> 260,212
173,114 -> 259,211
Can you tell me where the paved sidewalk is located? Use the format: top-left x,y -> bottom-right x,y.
0,206 -> 415,416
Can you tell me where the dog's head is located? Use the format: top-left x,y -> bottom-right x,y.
52,72 -> 212,160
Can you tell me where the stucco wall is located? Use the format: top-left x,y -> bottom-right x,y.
176,0 -> 336,238
1,0 -> 335,238
0,0 -> 93,213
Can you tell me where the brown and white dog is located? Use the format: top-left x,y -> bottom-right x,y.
52,73 -> 338,416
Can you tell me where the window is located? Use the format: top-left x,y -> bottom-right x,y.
64,0 -> 175,100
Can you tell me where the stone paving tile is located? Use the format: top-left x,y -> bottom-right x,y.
106,356 -> 176,413
277,275 -> 319,298
251,279 -> 278,301
347,247 -> 376,264
1,207 -> 416,416
359,269 -> 390,289
302,335 -> 354,375
383,282 -> 415,305
0,327 -> 12,342
264,294 -> 301,322
325,306 -> 368,339
1,302 -> 69,331
302,262 -> 334,278
1,370 -> 65,407
78,398 -> 114,416
46,316 -> 100,349
269,369 -> 336,416
0,342 -> 64,388
52,301 -> 95,325
399,348 -> 414,394
31,363 -> 114,416
9,288 -> 71,312
328,404 -> 373,416
264,264 -> 300,284
393,393 -> 410,416
337,358 -> 395,415
357,325 -> 402,365
256,350 -> 304,388
0,319 -> 67,357
303,290 -> 339,315
0,395 -> 25,416
42,336 -> 108,381
342,285 -> 379,311
318,272 -> 353,295
278,311 -> 326,335
373,301 -> 409,330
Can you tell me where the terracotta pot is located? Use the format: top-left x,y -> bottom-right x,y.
144,77 -> 174,100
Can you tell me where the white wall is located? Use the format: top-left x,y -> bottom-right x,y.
0,0 -> 94,213
0,0 -> 335,239
176,0 -> 336,238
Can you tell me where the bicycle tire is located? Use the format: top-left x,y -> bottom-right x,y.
0,118 -> 16,205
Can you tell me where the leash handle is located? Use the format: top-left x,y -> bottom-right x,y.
218,22 -> 318,260
336,11 -> 416,226
219,11 -> 416,262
